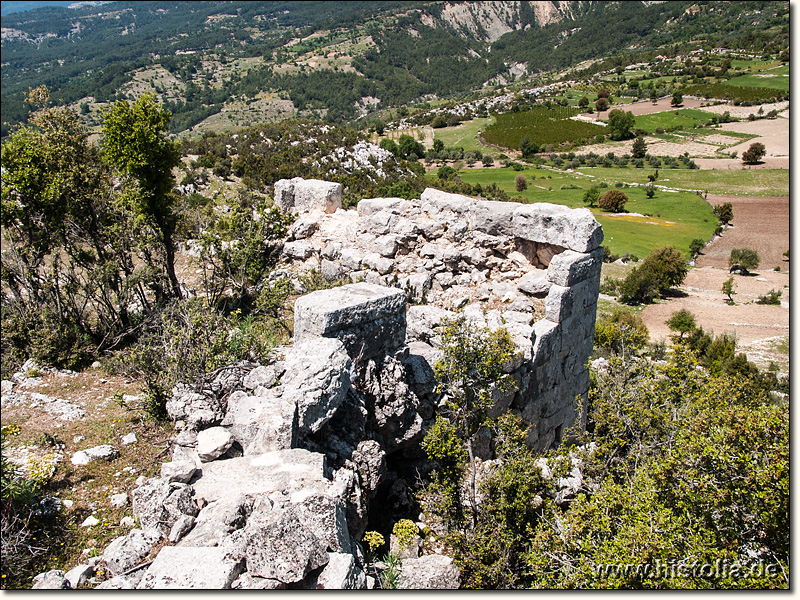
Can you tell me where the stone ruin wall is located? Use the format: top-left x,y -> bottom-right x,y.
276,177 -> 604,452
75,178 -> 603,590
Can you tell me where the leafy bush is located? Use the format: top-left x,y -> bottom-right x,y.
594,310 -> 649,355
729,248 -> 760,273
598,189 -> 628,212
515,174 -> 527,191
756,289 -> 782,305
619,246 -> 688,304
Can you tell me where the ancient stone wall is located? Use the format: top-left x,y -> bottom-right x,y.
276,181 -> 603,451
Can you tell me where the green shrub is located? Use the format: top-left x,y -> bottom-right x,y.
598,189 -> 628,212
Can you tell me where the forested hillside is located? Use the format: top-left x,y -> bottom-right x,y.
1,1 -> 788,136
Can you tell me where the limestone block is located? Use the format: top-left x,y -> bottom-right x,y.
512,203 -> 603,253
470,199 -> 518,236
242,365 -> 281,390
517,269 -> 551,296
398,555 -> 460,589
547,276 -> 600,323
101,528 -> 162,576
137,546 -> 243,589
179,495 -> 249,548
293,283 -> 406,360
288,218 -> 319,240
357,197 -> 409,217
531,319 -> 561,365
339,248 -> 363,271
280,338 -> 352,435
243,398 -> 298,454
283,240 -> 315,261
191,449 -> 328,505
244,508 -> 329,583
547,247 -> 603,286
420,188 -> 476,216
32,571 -> 70,589
160,459 -> 196,484
64,564 -> 94,589
196,427 -> 235,462
293,179 -> 342,214
545,284 -> 573,323
399,272 -> 433,303
361,252 -> 393,275
292,493 -> 352,554
274,177 -> 303,213
321,259 -> 345,282
312,552 -> 368,589
372,234 -> 398,257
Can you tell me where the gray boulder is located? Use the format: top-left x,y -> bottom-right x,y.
160,460 -> 197,484
293,283 -> 406,360
166,384 -> 225,431
398,555 -> 460,589
244,507 -> 329,583
64,564 -> 94,588
136,546 -> 243,589
32,570 -> 71,589
179,494 -> 249,547
131,478 -> 198,536
280,338 -> 353,435
311,552 -> 367,589
100,528 -> 162,576
292,493 -> 352,554
71,445 -> 118,466
195,426 -> 234,462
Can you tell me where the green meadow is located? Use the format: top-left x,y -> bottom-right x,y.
433,117 -> 494,153
633,108 -> 720,132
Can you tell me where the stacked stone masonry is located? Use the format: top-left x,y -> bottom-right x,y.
276,181 -> 603,451
85,180 -> 601,590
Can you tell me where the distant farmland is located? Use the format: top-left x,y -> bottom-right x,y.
482,105 -> 605,149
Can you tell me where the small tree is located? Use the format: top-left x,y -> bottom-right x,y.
714,202 -> 734,225
722,276 -> 736,303
619,246 -> 688,304
645,184 -> 655,198
596,88 -> 610,99
583,185 -> 601,208
598,189 -> 628,212
437,165 -> 457,181
650,88 -> 658,104
578,96 -> 589,108
515,174 -> 528,192
595,97 -> 610,112
631,136 -> 647,159
729,248 -> 760,274
671,90 -> 683,107
431,318 -> 518,525
520,136 -> 537,159
607,109 -> 635,140
667,309 -> 696,339
741,142 -> 766,164
689,238 -> 705,258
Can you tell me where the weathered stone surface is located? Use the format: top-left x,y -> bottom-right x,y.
274,177 -> 302,213
195,426 -> 235,462
245,508 -> 329,583
419,187 -> 476,217
32,570 -> 71,589
516,270 -> 549,297
398,555 -> 460,589
231,573 -> 288,589
312,552 -> 367,589
167,384 -> 224,431
95,575 -> 139,589
179,494 -> 249,547
136,546 -> 243,589
161,460 -> 197,484
350,440 -> 386,496
292,493 -> 352,554
294,179 -> 342,214
283,240 -> 315,260
71,445 -> 118,466
470,199 -> 517,236
191,449 -> 328,505
101,528 -> 162,576
168,514 -> 196,543
64,564 -> 94,588
279,338 -> 352,435
294,283 -> 406,359
547,247 -> 603,287
243,398 -> 298,454
131,478 -> 197,536
512,203 -> 603,253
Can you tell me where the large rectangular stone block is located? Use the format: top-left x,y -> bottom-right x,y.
294,283 -> 406,360
547,247 -> 603,286
469,200 -> 517,236
512,203 -> 603,253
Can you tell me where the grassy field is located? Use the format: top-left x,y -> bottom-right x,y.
724,72 -> 790,91
441,166 -> 719,258
634,108 -> 720,132
433,117 -> 494,153
574,167 -> 789,196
